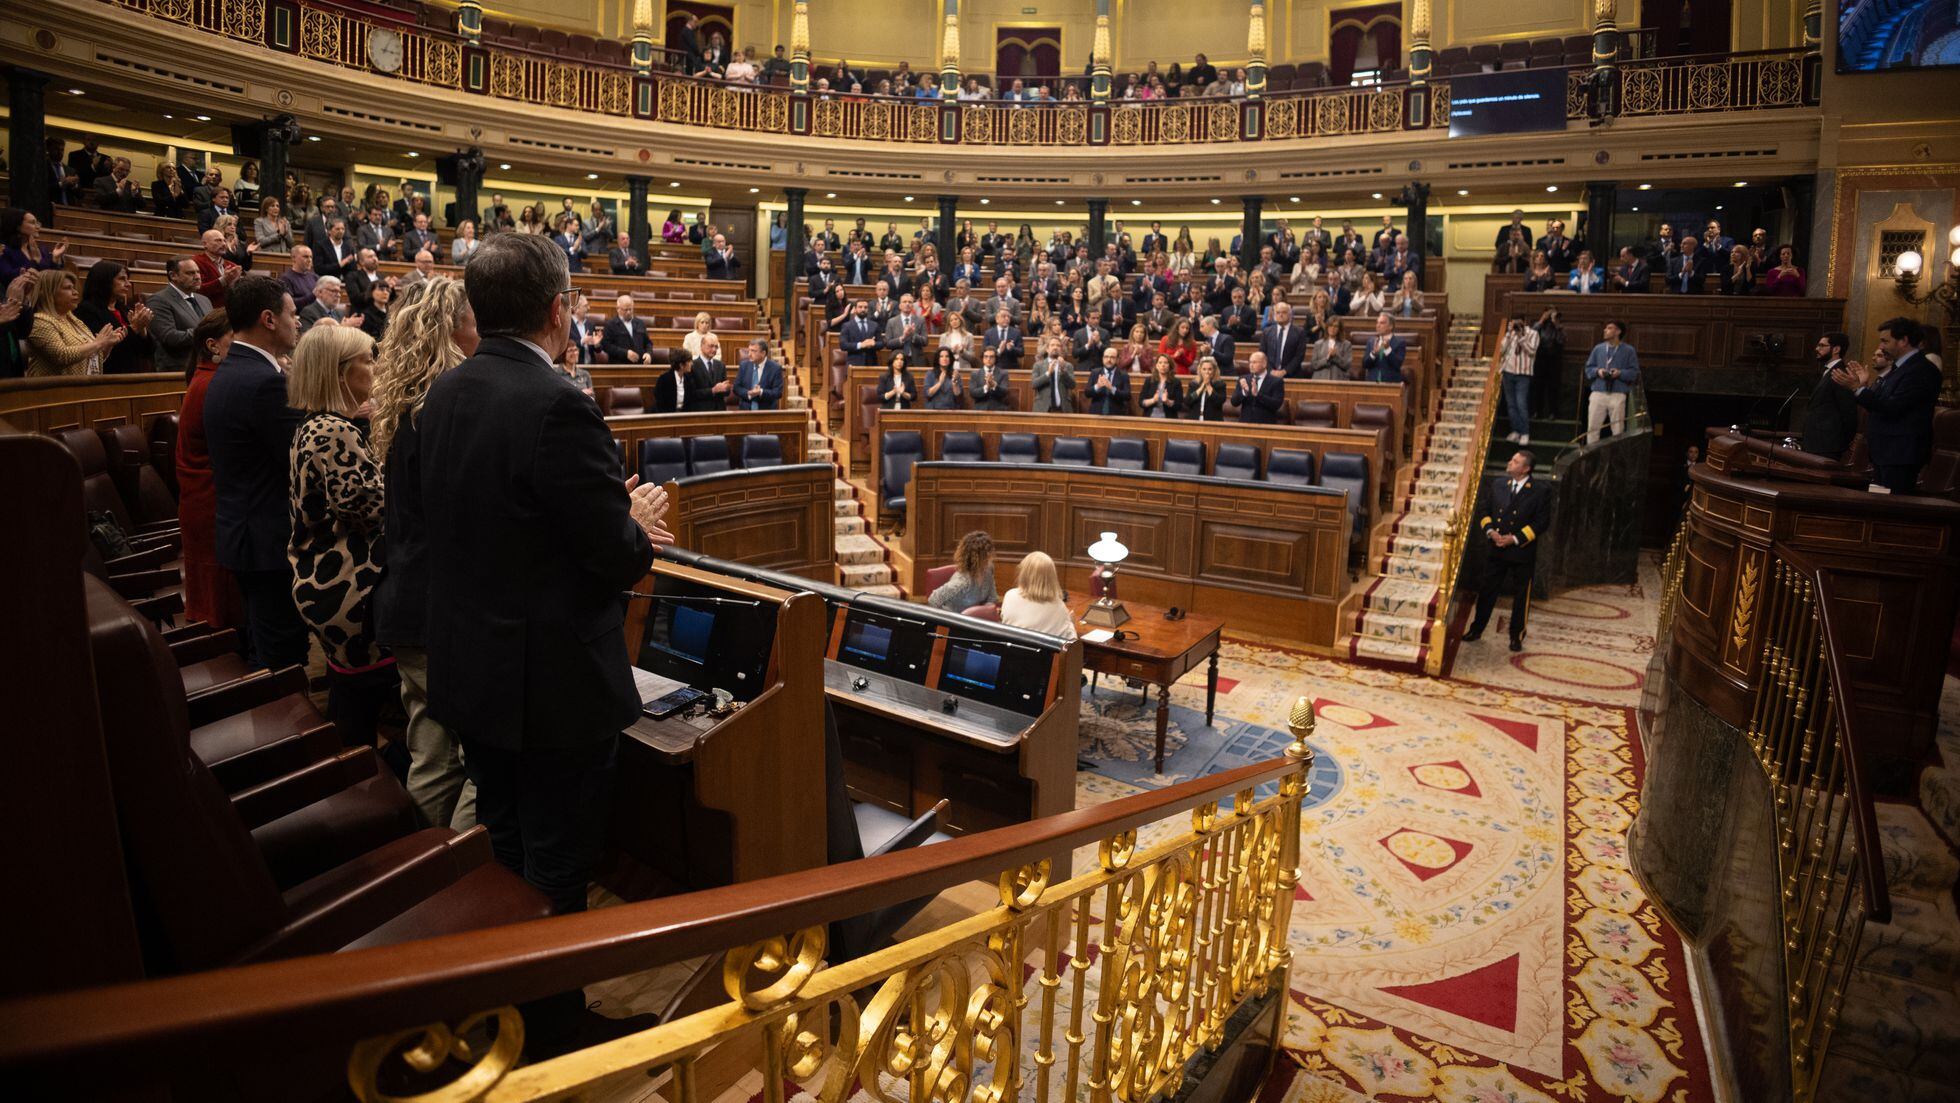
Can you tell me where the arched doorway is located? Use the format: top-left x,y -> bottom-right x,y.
1329,3 -> 1401,85
995,27 -> 1062,84
666,1 -> 735,58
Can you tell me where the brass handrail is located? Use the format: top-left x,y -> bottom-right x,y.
1742,556 -> 1889,1100
0,722 -> 1313,1096
1424,354 -> 1503,674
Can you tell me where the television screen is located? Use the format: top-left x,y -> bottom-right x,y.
835,608 -> 934,685
942,643 -> 1003,693
1837,1 -> 1960,72
1447,69 -> 1570,138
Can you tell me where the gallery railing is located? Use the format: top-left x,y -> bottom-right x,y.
0,701 -> 1317,1103
100,0 -> 1815,145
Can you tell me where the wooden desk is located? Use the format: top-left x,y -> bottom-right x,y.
1071,597 -> 1223,773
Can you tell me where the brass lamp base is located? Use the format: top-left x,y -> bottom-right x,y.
1084,599 -> 1130,628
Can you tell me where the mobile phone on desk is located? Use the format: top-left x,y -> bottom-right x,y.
643,686 -> 710,719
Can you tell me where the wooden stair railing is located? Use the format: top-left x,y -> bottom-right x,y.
0,705 -> 1319,1103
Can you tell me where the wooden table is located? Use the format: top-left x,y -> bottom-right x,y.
1070,597 -> 1224,773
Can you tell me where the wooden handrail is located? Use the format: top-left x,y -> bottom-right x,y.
0,756 -> 1297,1079
1800,565 -> 1892,924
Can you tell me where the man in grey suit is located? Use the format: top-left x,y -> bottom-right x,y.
1031,340 -> 1076,412
146,256 -> 212,375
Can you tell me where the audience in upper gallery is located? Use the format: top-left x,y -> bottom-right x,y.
928,531 -> 997,612
1,209 -> 65,288
285,322 -> 399,747
25,268 -> 125,377
1568,250 -> 1604,293
1000,552 -> 1075,641
175,306 -> 245,630
76,261 -> 154,375
95,157 -> 145,212
1719,245 -> 1756,295
450,220 -> 482,263
1667,235 -> 1709,293
1609,246 -> 1649,292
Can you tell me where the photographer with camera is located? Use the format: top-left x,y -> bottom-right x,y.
1497,314 -> 1539,444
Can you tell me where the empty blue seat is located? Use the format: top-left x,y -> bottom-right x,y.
1049,437 -> 1093,466
1318,451 -> 1370,544
1161,438 -> 1205,475
941,431 -> 985,463
1105,437 -> 1146,470
638,437 -> 687,485
1215,442 -> 1260,481
740,434 -> 784,467
686,435 -> 734,475
882,430 -> 924,517
998,433 -> 1039,464
1267,448 -> 1315,486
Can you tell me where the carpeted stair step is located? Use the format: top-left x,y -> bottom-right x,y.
834,514 -> 866,536
833,478 -> 858,502
836,533 -> 886,566
1391,514 -> 1451,541
1351,634 -> 1422,664
1356,609 -> 1429,646
1360,578 -> 1439,618
1830,969 -> 1960,1083
839,562 -> 894,588
833,498 -> 862,518
1873,803 -> 1960,901
1386,534 -> 1444,560
1857,891 -> 1960,994
1379,554 -> 1442,584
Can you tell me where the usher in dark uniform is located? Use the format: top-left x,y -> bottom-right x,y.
1465,472 -> 1547,647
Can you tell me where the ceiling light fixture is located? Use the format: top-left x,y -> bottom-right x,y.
1210,198 -> 1221,205
1734,181 -> 1747,187
978,198 -> 990,204
1055,200 -> 1064,205
67,88 -> 86,96
1371,192 -> 1383,200
194,114 -> 211,121
406,151 -> 420,158
1630,206 -> 1640,211
825,192 -> 836,198
1545,185 -> 1558,192
748,187 -> 759,193
670,181 -> 680,187
499,163 -> 511,170
1131,199 -> 1141,206
306,135 -> 322,142
586,172 -> 599,180
1289,196 -> 1301,203
1638,183 -> 1653,190
1457,188 -> 1469,196
1715,204 -> 1724,210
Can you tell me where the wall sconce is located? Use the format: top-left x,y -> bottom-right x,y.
1084,531 -> 1131,628
1890,224 -> 1960,404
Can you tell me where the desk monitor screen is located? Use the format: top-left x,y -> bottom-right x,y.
836,607 -> 934,685
636,581 -> 776,702
936,637 -> 1054,717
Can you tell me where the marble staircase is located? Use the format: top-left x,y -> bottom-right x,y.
1347,357 -> 1491,669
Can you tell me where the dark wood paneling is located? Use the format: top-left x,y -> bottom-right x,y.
0,374 -> 186,436
667,464 -> 834,583
905,464 -> 1357,646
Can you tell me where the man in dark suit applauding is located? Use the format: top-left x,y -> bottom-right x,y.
705,233 -> 743,280
1831,316 -> 1943,493
984,308 -> 1023,374
1799,331 -> 1858,459
1086,346 -> 1131,416
734,338 -> 783,410
840,299 -> 883,366
690,333 -> 734,411
1666,236 -> 1709,293
1259,301 -> 1306,378
601,293 -> 653,364
1199,315 -> 1236,371
1463,450 -> 1546,651
201,276 -> 306,671
417,232 -> 671,966
1234,351 -> 1285,423
970,348 -> 1012,411
1359,312 -> 1406,383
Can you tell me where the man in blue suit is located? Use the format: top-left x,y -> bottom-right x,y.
1667,237 -> 1710,293
1234,351 -> 1286,423
1359,312 -> 1405,383
734,338 -> 784,410
1831,316 -> 1943,494
200,275 -> 305,670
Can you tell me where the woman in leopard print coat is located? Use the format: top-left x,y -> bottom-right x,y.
286,323 -> 398,747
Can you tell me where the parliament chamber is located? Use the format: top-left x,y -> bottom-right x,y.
4,0 -> 1960,1101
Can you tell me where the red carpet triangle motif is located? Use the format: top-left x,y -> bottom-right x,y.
1379,952 -> 1522,1032
1468,711 -> 1540,752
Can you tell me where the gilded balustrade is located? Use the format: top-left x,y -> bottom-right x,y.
1740,560 -> 1884,1102
340,708 -> 1314,1103
98,0 -> 1815,142
1423,355 -> 1504,676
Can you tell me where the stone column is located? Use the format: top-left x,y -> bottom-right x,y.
631,0 -> 654,73
627,174 -> 652,267
1239,196 -> 1263,273
1583,180 -> 1616,262
1246,0 -> 1269,98
937,196 -> 958,266
783,187 -> 808,329
456,0 -> 483,44
451,149 -> 484,234
1407,0 -> 1431,85
259,118 -> 294,214
790,0 -> 811,94
1590,0 -> 1620,119
939,0 -> 961,96
1090,0 -> 1112,102
8,67 -> 50,222
1399,181 -> 1431,271
1086,198 -> 1109,258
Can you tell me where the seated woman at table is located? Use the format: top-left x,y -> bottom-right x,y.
928,530 -> 997,612
1000,551 -> 1076,641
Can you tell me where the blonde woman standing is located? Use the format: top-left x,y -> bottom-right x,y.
1001,551 -> 1076,641
285,324 -> 396,750
26,269 -> 124,376
370,276 -> 481,831
682,310 -> 714,358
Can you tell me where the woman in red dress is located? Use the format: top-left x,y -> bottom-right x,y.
175,307 -> 244,629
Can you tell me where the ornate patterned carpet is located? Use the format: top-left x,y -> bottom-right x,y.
1074,555 -> 1716,1103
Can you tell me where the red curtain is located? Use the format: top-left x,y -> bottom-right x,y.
1328,4 -> 1402,83
995,29 -> 1061,81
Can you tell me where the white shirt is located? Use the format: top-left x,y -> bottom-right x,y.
230,339 -> 283,372
512,337 -> 557,372
1001,589 -> 1077,641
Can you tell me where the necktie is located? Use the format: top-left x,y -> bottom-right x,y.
1054,366 -> 1062,406
1511,481 -> 1521,496
1275,327 -> 1285,363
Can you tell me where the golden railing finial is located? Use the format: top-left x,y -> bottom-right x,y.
1286,696 -> 1315,761
1092,13 -> 1111,69
1247,2 -> 1268,61
1410,0 -> 1432,42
